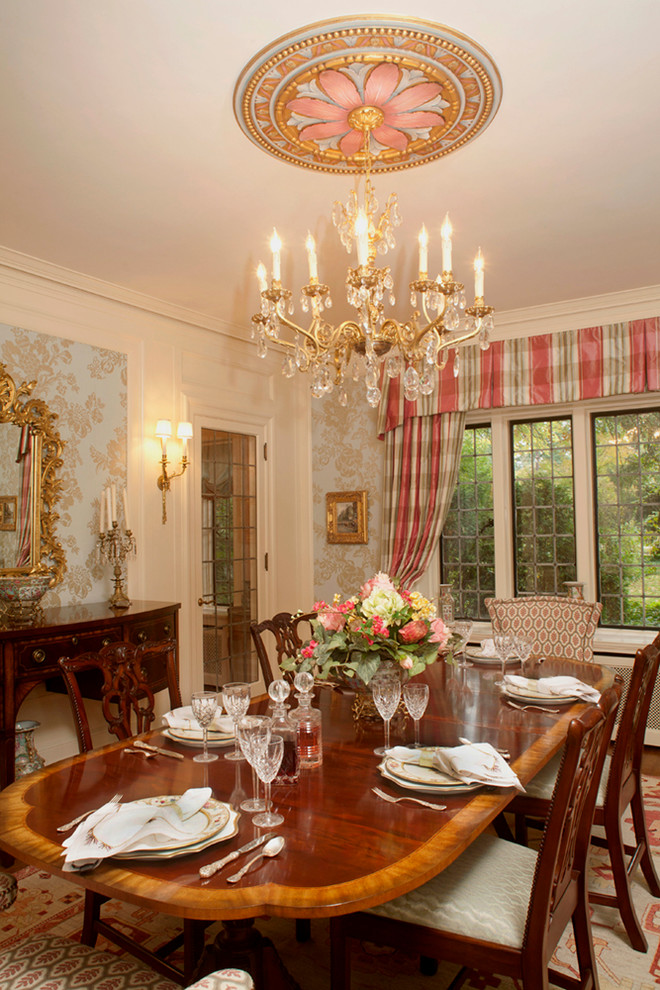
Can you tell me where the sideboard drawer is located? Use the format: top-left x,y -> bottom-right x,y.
126,613 -> 177,646
16,629 -> 123,677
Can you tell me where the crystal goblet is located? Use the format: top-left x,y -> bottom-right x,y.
450,619 -> 474,668
403,681 -> 430,747
222,682 -> 251,761
236,714 -> 270,812
493,632 -> 515,686
252,734 -> 284,828
190,691 -> 219,763
371,673 -> 402,756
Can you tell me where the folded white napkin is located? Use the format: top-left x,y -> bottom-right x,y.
62,787 -> 212,871
386,744 -> 523,791
477,638 -> 499,657
504,674 -> 600,703
163,706 -> 234,735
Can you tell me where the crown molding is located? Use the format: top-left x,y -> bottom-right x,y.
496,284 -> 660,338
1,244 -> 658,344
0,244 -> 245,339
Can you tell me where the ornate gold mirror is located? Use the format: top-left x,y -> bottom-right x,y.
0,362 -> 66,620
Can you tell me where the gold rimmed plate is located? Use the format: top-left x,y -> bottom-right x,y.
502,680 -> 578,705
163,729 -> 234,747
381,757 -> 482,794
93,795 -> 235,858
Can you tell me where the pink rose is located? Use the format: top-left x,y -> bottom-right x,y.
399,619 -> 427,644
400,656 -> 414,669
429,617 -> 450,648
317,609 -> 346,633
360,571 -> 396,599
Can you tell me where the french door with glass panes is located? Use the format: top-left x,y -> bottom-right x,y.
199,427 -> 260,690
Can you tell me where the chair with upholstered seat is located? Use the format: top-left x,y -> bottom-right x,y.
509,631 -> 660,951
58,639 -> 208,982
250,611 -> 315,687
58,638 -> 181,751
486,594 -> 602,662
330,684 -> 621,990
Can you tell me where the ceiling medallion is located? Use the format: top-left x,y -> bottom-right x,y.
236,17 -> 501,405
233,15 -> 502,174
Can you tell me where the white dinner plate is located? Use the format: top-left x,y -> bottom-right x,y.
465,649 -> 519,666
382,756 -> 482,793
163,728 -> 234,747
98,795 -> 237,858
502,680 -> 578,705
378,761 -> 482,795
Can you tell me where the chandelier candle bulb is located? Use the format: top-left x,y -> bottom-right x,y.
121,487 -> 129,531
111,484 -> 117,524
105,487 -> 112,531
474,248 -> 485,299
355,209 -> 369,266
257,263 -> 268,292
99,489 -> 105,534
270,229 -> 281,282
441,213 -> 453,274
305,232 -> 318,280
418,224 -> 429,277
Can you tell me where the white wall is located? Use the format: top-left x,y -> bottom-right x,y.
0,249 -> 314,764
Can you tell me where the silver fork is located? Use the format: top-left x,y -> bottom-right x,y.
506,700 -> 560,715
372,787 -> 446,811
56,792 -> 122,832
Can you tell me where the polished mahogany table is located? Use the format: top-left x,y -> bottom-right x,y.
0,657 -> 613,984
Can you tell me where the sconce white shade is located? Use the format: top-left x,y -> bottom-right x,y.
177,421 -> 193,441
155,419 -> 173,439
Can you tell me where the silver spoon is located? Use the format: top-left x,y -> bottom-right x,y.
226,835 -> 285,883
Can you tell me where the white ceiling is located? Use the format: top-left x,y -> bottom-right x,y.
0,0 -> 659,336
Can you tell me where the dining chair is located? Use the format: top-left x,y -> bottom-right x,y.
58,639 -> 207,983
58,638 -> 182,752
509,631 -> 660,951
486,595 -> 602,662
330,683 -> 621,990
250,611 -> 316,687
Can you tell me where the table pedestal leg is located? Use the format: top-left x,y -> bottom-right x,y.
194,918 -> 302,990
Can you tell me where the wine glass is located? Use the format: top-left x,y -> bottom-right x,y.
493,632 -> 515,686
190,691 -> 219,763
371,673 -> 402,756
515,634 -> 534,676
236,714 -> 270,812
222,682 -> 251,761
252,734 -> 285,828
449,619 -> 474,668
403,681 -> 430,747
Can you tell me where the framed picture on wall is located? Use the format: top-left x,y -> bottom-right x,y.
326,490 -> 368,544
0,496 -> 17,532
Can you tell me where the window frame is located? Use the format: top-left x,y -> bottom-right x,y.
456,391 -> 658,655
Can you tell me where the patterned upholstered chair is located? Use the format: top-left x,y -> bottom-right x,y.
486,595 -> 602,662
510,631 -> 660,951
250,611 -> 316,687
330,685 -> 621,990
0,875 -> 254,990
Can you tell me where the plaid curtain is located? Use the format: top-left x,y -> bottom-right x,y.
381,412 -> 465,586
378,315 -> 660,586
378,315 -> 660,432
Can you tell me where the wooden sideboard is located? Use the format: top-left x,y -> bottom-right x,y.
0,600 -> 180,790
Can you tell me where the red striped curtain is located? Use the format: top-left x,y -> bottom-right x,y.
381,412 -> 465,586
379,315 -> 660,586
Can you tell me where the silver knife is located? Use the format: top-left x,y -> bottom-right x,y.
199,832 -> 274,879
133,739 -> 184,760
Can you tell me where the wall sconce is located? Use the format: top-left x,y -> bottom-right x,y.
156,419 -> 192,524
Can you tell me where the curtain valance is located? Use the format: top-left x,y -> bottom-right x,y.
378,315 -> 660,435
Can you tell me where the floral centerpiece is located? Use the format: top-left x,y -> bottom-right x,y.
281,572 -> 452,687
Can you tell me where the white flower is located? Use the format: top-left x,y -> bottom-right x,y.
361,588 -> 404,624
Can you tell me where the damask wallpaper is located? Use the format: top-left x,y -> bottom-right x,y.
0,324 -> 126,605
311,377 -> 385,603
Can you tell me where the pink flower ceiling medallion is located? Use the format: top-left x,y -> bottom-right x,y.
234,16 -> 502,174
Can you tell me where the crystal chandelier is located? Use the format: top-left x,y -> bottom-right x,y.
235,16 -> 502,407
251,121 -> 494,408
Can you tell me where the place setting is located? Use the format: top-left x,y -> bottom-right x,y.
162,698 -> 236,754
500,672 -> 601,708
60,787 -> 239,872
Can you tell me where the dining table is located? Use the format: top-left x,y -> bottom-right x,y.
0,655 -> 614,989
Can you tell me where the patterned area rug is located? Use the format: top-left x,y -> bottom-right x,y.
4,776 -> 660,989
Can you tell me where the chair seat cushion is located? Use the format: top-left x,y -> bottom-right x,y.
523,752 -> 610,806
0,933 -> 180,990
369,832 -> 537,948
0,872 -> 17,911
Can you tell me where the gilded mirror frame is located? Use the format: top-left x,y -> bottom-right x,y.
0,362 -> 66,586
